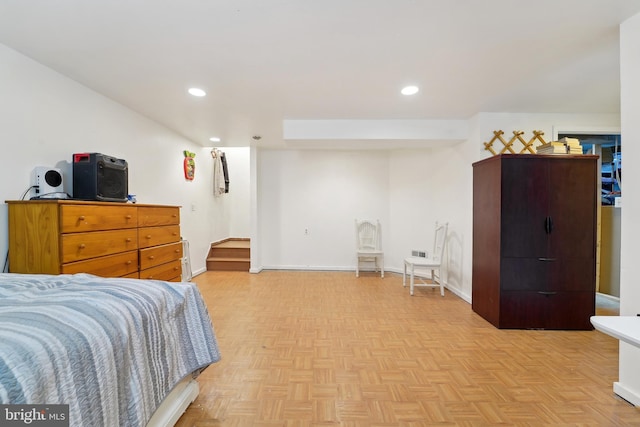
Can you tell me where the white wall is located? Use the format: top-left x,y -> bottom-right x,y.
255,113 -> 619,302
388,145 -> 473,299
257,149 -> 390,270
206,147 -> 251,243
225,147 -> 251,237
0,43 -> 250,276
617,12 -> 640,407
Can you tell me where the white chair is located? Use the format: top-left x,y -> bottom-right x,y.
355,219 -> 384,278
403,222 -> 448,296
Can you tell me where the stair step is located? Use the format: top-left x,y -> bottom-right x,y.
209,247 -> 250,258
207,257 -> 249,262
207,258 -> 250,272
211,240 -> 250,249
207,238 -> 250,272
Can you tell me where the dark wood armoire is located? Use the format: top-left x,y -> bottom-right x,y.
471,154 -> 598,330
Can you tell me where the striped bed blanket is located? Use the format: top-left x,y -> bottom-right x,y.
0,273 -> 221,427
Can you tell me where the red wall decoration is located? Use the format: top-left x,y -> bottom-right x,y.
183,150 -> 195,180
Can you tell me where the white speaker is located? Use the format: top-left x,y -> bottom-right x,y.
32,167 -> 64,198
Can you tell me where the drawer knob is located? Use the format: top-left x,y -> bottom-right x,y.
78,243 -> 86,249
126,238 -> 132,242
78,215 -> 85,221
172,232 -> 178,236
146,235 -> 152,239
175,249 -> 180,253
125,215 -> 132,219
126,260 -> 132,265
149,256 -> 155,260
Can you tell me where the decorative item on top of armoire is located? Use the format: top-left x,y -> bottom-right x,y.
536,137 -> 583,155
183,150 -> 196,180
471,154 -> 597,330
211,148 -> 229,196
483,130 -> 548,155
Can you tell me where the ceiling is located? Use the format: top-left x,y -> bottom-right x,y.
1,0 -> 639,149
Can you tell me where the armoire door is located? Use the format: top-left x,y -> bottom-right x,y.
546,157 -> 597,260
500,156 -> 549,258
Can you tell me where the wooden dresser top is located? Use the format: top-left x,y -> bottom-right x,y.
5,200 -> 180,208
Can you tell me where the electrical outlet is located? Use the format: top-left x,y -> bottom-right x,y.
411,250 -> 426,257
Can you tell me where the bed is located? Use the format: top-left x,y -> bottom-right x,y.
0,273 -> 221,427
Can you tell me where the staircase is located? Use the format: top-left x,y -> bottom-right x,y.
206,238 -> 250,272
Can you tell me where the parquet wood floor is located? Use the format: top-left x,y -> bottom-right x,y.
175,271 -> 638,426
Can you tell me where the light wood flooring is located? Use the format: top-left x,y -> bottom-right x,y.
175,271 -> 638,426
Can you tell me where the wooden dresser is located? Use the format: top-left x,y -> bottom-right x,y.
7,200 -> 183,281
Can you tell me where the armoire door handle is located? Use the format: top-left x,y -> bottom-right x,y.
537,291 -> 557,296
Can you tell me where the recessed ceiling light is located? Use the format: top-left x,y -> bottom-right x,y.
188,87 -> 206,97
401,85 -> 419,96
209,137 -> 221,142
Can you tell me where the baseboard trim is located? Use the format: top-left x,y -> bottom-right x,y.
445,285 -> 472,304
596,291 -> 620,303
191,267 -> 207,278
260,265 -> 353,272
613,382 -> 640,406
246,265 -> 473,303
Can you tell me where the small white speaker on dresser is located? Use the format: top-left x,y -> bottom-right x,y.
31,167 -> 65,198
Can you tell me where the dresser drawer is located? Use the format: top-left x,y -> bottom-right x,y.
61,229 -> 138,263
139,259 -> 182,281
138,225 -> 181,249
121,271 -> 140,279
61,204 -> 137,232
139,241 -> 183,270
500,290 -> 595,330
61,250 -> 139,277
138,206 -> 180,227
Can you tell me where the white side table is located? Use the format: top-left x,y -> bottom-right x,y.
591,316 -> 640,348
